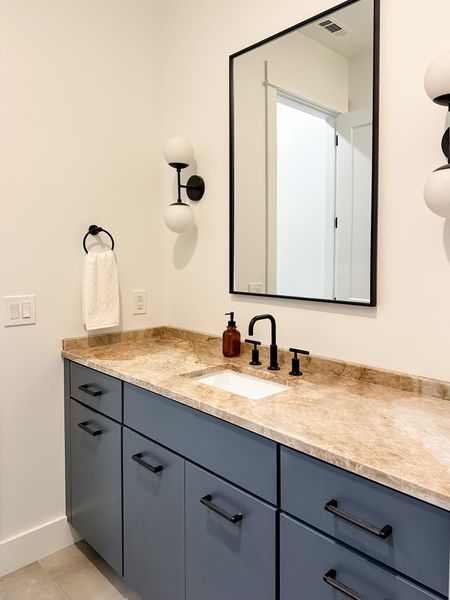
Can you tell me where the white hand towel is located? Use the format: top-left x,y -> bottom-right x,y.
82,249 -> 120,331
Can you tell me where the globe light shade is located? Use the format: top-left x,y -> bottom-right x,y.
164,202 -> 195,233
424,50 -> 450,105
163,137 -> 194,167
424,164 -> 450,217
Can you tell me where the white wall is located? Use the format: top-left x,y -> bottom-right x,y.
249,29 -> 349,112
349,51 -> 373,110
0,0 -> 165,572
159,0 -> 450,383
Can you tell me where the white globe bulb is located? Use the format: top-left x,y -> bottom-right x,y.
163,137 -> 194,166
164,202 -> 195,233
424,165 -> 450,217
424,50 -> 450,104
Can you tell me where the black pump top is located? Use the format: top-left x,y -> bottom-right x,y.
225,312 -> 236,327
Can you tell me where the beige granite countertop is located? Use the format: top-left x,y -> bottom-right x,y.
62,327 -> 450,512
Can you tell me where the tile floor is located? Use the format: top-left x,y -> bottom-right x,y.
0,542 -> 141,600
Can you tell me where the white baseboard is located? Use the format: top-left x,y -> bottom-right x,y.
0,516 -> 81,577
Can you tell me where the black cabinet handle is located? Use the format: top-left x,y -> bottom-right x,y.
78,421 -> 102,436
323,569 -> 370,600
132,453 -> 163,473
200,495 -> 243,524
325,499 -> 392,540
78,384 -> 103,397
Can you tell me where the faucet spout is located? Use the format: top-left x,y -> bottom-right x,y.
247,314 -> 280,371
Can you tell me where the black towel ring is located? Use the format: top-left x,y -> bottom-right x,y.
83,225 -> 115,253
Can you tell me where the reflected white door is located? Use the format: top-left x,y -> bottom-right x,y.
275,95 -> 336,299
335,108 -> 372,303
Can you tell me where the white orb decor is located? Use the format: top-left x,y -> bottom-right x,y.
424,165 -> 450,217
163,137 -> 194,167
424,50 -> 450,105
164,202 -> 195,233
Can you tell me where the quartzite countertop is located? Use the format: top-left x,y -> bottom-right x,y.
62,327 -> 450,512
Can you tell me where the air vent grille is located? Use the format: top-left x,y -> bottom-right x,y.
318,18 -> 348,36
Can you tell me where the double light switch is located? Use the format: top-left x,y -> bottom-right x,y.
4,295 -> 36,326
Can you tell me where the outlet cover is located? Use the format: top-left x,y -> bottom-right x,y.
133,290 -> 147,315
248,282 -> 263,293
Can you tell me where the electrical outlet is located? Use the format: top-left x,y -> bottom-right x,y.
133,290 -> 147,315
248,282 -> 263,293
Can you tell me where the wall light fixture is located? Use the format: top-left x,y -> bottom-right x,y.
163,137 -> 205,232
424,50 -> 450,217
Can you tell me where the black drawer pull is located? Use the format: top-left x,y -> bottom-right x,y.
323,569 -> 370,600
78,384 -> 103,397
132,453 -> 163,473
78,421 -> 102,436
200,495 -> 243,524
325,499 -> 392,540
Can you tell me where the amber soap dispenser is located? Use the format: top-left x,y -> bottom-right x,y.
222,312 -> 241,357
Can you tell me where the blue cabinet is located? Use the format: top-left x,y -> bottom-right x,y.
64,360 -> 449,600
123,428 -> 185,600
185,462 -> 277,600
69,399 -> 122,574
124,382 -> 277,503
70,362 -> 122,421
280,514 -> 442,600
281,446 -> 450,595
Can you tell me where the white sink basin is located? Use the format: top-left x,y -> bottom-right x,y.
194,370 -> 288,400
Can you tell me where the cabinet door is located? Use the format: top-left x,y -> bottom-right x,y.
185,463 -> 276,600
123,428 -> 185,600
70,399 -> 122,574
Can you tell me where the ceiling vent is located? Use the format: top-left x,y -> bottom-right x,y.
318,18 -> 349,36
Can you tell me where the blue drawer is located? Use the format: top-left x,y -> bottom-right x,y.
281,514 -> 443,600
124,383 -> 277,503
281,447 -> 450,595
70,362 -> 122,421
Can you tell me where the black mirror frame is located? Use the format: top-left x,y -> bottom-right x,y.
229,0 -> 380,307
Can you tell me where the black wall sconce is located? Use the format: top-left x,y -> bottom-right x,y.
163,137 -> 205,232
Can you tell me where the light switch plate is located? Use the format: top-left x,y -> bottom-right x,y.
4,295 -> 36,326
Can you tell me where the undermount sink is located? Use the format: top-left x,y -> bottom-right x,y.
194,369 -> 288,400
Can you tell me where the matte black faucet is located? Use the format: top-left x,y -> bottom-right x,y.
248,314 -> 280,371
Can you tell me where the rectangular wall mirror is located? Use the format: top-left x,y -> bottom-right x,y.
229,0 -> 379,306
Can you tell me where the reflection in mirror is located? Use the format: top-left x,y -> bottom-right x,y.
231,0 -> 378,305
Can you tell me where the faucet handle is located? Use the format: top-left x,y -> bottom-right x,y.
288,348 -> 310,377
289,348 -> 310,358
245,339 -> 262,366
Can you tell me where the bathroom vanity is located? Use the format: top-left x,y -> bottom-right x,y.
63,328 -> 450,600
